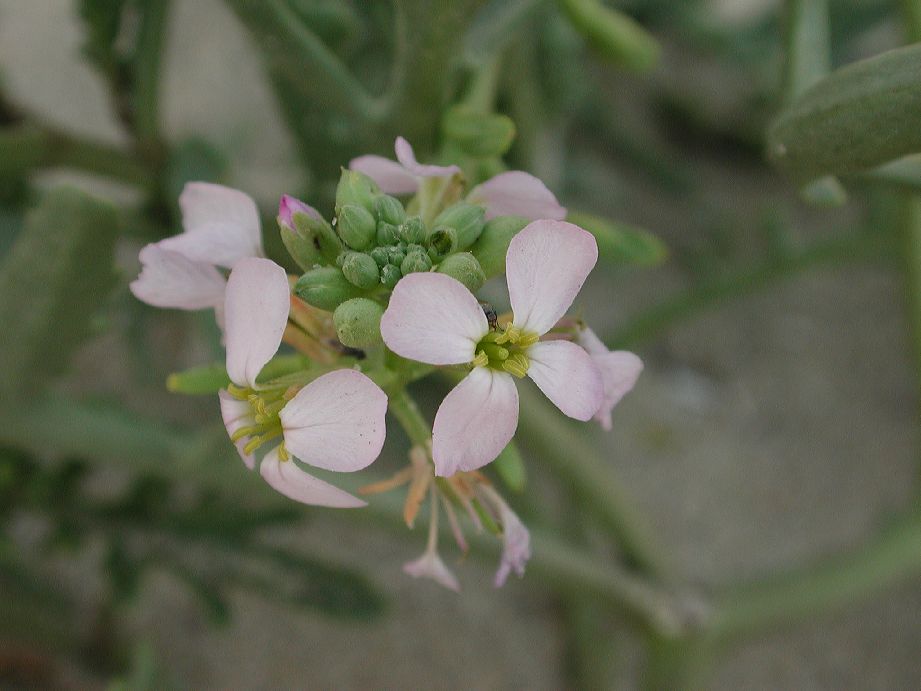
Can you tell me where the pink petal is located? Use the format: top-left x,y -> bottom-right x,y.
468,171 -> 566,221
218,389 -> 255,469
574,325 -> 608,356
507,220 -> 598,336
402,550 -> 461,592
259,448 -> 366,508
278,194 -> 321,227
224,257 -> 290,388
380,273 -> 488,365
394,136 -> 461,179
432,368 -> 519,476
527,340 -> 603,421
279,369 -> 388,473
159,182 -> 263,268
349,155 -> 419,195
489,493 -> 531,587
592,351 -> 643,431
130,244 -> 226,310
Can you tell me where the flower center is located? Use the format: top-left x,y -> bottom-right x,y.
472,324 -> 539,378
226,383 -> 293,460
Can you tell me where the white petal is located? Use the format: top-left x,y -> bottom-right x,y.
349,155 -> 419,195
394,137 -> 461,179
574,325 -> 608,356
527,340 -> 603,421
130,244 -> 226,310
159,182 -> 263,268
279,369 -> 388,473
432,368 -> 519,476
259,448 -> 366,508
402,550 -> 461,592
380,273 -> 488,365
592,350 -> 643,431
218,389 -> 255,469
224,257 -> 290,388
507,220 -> 598,335
468,171 -> 566,221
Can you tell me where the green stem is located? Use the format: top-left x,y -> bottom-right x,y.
517,392 -> 669,578
386,387 -> 432,447
0,123 -> 154,188
133,0 -> 171,150
607,229 -> 887,349
782,0 -> 831,102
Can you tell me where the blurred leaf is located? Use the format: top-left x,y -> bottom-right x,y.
165,137 -> 228,205
442,106 -> 516,157
557,0 -> 660,72
167,362 -> 230,396
0,188 -> 118,408
78,0 -> 129,73
768,44 -> 921,181
799,176 -> 847,207
492,441 -> 526,492
106,541 -> 142,604
782,0 -> 831,102
567,211 -> 667,266
108,641 -> 177,691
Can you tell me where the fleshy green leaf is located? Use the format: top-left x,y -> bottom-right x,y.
492,441 -> 526,492
768,44 -> 921,181
567,212 -> 667,267
167,363 -> 231,396
0,188 -> 119,408
557,0 -> 659,72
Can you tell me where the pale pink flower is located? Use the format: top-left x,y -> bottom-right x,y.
277,193 -> 321,231
349,136 -> 461,195
576,327 -> 643,431
131,182 -> 264,320
380,220 -> 604,476
220,257 -> 388,508
479,485 -> 531,587
402,550 -> 461,592
349,137 -> 566,221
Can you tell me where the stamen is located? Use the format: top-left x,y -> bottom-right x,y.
471,350 -> 489,368
277,442 -> 290,462
501,353 -> 529,378
231,425 -> 261,443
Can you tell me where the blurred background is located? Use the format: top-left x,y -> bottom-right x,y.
1,0 -> 920,688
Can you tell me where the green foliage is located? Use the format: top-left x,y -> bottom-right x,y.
0,188 -> 118,407
768,44 -> 921,181
493,441 -> 526,492
166,363 -> 231,395
567,212 -> 667,267
557,0 -> 660,72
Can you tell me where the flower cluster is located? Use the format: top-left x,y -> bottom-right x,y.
131,137 -> 642,590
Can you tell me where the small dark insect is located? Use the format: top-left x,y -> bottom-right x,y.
481,301 -> 498,330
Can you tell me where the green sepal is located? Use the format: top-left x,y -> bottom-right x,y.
567,212 -> 667,267
373,195 -> 406,226
294,212 -> 341,264
470,215 -> 528,278
436,252 -> 486,292
337,204 -> 377,250
294,267 -> 363,311
278,212 -> 320,271
492,441 -> 526,492
166,362 -> 230,395
340,251 -> 380,289
335,168 -> 380,213
432,202 -> 485,250
398,216 -> 427,244
401,248 -> 433,275
333,297 -> 384,348
442,106 -> 516,158
379,264 -> 401,289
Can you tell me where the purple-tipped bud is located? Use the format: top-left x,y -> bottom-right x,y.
278,194 -> 320,231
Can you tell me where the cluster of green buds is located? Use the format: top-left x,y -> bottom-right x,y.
279,169 -> 529,351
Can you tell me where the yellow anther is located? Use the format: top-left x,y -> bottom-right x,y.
278,443 -> 290,462
501,353 -> 529,378
517,332 -> 539,348
472,350 -> 489,368
231,425 -> 261,442
227,383 -> 250,400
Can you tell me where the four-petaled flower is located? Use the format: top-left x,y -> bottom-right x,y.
219,257 -> 388,507
350,137 -> 566,222
381,220 -> 604,476
131,183 -> 265,325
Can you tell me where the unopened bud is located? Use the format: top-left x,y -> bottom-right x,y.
333,298 -> 384,348
294,266 -> 362,311
278,201 -> 321,271
377,221 -> 400,246
470,215 -> 529,278
401,248 -> 433,275
335,169 -> 380,214
380,263 -> 402,289
387,246 -> 407,266
442,106 -> 516,157
433,202 -> 485,251
370,246 -> 390,268
398,216 -> 426,244
426,226 -> 457,260
337,204 -> 377,250
340,251 -> 380,289
436,252 -> 485,292
295,213 -> 342,264
374,195 -> 406,226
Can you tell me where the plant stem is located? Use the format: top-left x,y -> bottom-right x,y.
387,387 -> 432,447
133,0 -> 171,151
607,229 -> 887,348
516,392 -> 669,578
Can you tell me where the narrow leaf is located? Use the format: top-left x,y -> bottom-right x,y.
568,211 -> 667,267
492,441 -> 526,492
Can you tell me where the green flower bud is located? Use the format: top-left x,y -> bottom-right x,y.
470,215 -> 529,278
295,213 -> 342,264
335,169 -> 380,213
337,204 -> 377,250
426,225 -> 457,260
387,246 -> 406,266
436,252 -> 486,293
376,221 -> 399,246
432,202 -> 485,250
333,298 -> 384,348
278,213 -> 319,271
380,263 -> 402,289
340,251 -> 380,289
294,266 -> 362,311
398,216 -> 426,244
442,106 -> 516,157
401,248 -> 433,275
370,246 -> 390,268
374,195 -> 406,226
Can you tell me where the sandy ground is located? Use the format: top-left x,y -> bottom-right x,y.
1,1 -> 919,688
